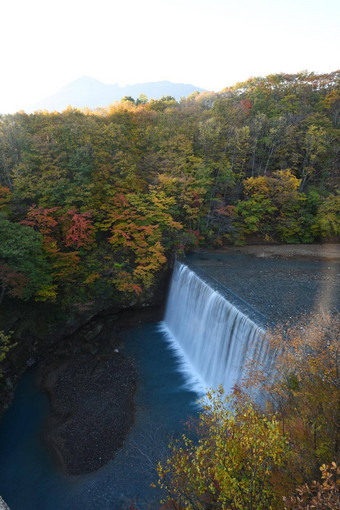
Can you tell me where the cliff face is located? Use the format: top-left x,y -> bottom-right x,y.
0,265 -> 171,418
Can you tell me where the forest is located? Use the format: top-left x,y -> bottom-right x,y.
0,71 -> 339,312
0,71 -> 339,508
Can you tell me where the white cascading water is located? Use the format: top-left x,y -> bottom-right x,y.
161,262 -> 270,394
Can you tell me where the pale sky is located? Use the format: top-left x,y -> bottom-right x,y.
0,0 -> 339,113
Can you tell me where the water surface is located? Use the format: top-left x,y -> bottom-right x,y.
0,323 -> 200,510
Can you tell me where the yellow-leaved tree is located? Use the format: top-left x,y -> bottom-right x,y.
158,387 -> 288,510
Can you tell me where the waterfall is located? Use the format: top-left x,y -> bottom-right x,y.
161,262 -> 271,393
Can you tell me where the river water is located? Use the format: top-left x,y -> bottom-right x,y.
3,252 -> 337,509
0,323 -> 201,510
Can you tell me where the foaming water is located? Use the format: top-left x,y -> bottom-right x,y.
163,262 -> 271,393
159,322 -> 206,395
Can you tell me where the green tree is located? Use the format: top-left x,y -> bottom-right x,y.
312,192 -> 340,238
233,170 -> 311,243
300,125 -> 329,191
0,215 -> 52,303
121,96 -> 135,104
136,93 -> 148,106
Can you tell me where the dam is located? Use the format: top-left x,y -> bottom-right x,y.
162,261 -> 271,393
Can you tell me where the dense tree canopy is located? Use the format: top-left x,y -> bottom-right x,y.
0,71 -> 338,308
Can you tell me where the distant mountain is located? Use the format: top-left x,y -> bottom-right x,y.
32,77 -> 206,111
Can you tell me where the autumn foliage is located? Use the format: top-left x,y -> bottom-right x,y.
158,387 -> 288,510
0,71 -> 338,306
283,463 -> 340,510
157,313 -> 340,509
0,71 -> 339,508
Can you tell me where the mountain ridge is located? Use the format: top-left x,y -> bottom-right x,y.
32,77 -> 207,112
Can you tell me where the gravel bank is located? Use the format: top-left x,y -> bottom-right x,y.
37,307 -> 163,476
41,351 -> 136,476
189,244 -> 340,324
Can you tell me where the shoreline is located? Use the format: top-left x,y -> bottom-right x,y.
36,306 -> 164,476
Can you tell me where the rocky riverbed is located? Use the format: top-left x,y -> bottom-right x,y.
188,244 -> 340,324
36,306 -> 163,476
40,352 -> 136,476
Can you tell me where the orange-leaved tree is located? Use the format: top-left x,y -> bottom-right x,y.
244,313 -> 340,485
99,190 -> 182,295
283,462 -> 340,509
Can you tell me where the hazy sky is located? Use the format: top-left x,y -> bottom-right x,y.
1,0 -> 339,113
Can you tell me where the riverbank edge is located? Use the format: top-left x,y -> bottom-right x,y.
203,243 -> 340,261
36,305 -> 164,475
